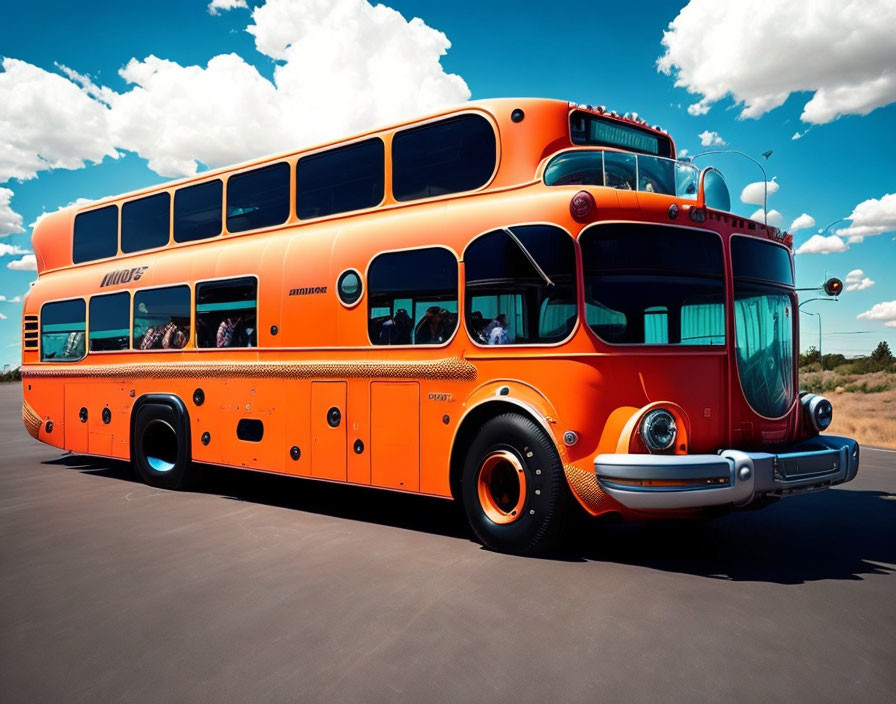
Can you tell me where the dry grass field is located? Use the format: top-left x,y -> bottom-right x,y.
801,371 -> 896,449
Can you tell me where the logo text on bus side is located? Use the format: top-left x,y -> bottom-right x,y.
100,266 -> 148,287
289,286 -> 327,296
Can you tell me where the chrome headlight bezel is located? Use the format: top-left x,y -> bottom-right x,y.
640,408 -> 678,453
801,393 -> 833,432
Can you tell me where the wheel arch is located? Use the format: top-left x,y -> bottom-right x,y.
129,393 -> 192,463
449,392 -> 560,502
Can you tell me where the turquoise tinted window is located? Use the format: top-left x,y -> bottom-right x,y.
89,292 -> 130,351
41,299 -> 86,361
133,286 -> 191,350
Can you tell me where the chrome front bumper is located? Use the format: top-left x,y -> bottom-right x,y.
594,435 -> 859,511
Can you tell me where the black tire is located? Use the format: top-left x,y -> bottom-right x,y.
131,396 -> 195,491
461,413 -> 571,554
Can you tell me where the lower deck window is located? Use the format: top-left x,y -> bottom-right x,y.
368,248 -> 458,345
465,225 -> 577,345
41,299 -> 86,361
89,292 -> 131,351
196,277 -> 258,348
133,286 -> 191,350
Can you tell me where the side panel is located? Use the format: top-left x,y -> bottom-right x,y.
63,384 -> 88,453
370,381 -> 420,491
310,381 -> 347,481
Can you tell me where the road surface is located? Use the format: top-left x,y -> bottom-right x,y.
1,383 -> 893,703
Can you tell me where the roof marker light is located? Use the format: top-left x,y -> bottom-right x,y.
689,206 -> 707,223
570,190 -> 595,220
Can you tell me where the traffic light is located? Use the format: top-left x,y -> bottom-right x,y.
823,277 -> 843,296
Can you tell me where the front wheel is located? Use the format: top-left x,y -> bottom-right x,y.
461,413 -> 571,554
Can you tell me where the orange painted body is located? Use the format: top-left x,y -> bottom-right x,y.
20,98 -> 807,520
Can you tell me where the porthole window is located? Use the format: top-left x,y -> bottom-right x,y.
337,269 -> 363,307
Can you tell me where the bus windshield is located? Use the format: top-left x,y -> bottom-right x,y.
579,224 -> 725,345
545,151 -> 698,199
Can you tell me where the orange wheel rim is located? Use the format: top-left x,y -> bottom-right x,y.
476,450 -> 527,525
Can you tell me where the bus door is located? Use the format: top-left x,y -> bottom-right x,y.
310,381 -> 347,481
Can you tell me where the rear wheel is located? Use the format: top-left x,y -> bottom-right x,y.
461,413 -> 571,554
131,397 -> 195,490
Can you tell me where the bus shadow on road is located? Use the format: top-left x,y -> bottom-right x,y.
46,454 -> 894,580
570,488 -> 896,584
45,454 -> 472,542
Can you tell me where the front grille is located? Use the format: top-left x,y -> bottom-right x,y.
23,315 -> 38,349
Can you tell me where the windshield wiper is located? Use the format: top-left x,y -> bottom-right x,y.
501,227 -> 555,287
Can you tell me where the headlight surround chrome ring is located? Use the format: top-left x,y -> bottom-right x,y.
802,394 -> 833,432
640,409 -> 678,453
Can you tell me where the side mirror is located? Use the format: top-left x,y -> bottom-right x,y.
823,277 -> 843,296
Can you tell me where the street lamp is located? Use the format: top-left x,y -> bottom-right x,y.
799,297 -> 837,371
691,149 -> 772,226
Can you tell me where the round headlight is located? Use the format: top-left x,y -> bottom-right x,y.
802,394 -> 833,432
640,409 -> 677,452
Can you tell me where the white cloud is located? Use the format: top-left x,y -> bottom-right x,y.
7,254 -> 36,271
678,148 -> 688,157
687,100 -> 711,116
789,213 -> 815,233
795,234 -> 848,255
0,312 -> 6,320
858,300 -> 896,327
845,269 -> 875,291
0,0 -> 470,180
658,0 -> 896,124
835,193 -> 896,240
698,130 -> 725,147
208,0 -> 248,15
740,178 -> 779,206
792,131 -> 804,140
0,187 -> 24,236
0,295 -> 23,303
749,208 -> 783,227
0,58 -> 119,182
0,243 -> 30,256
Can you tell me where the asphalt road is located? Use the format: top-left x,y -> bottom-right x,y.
1,382 -> 894,703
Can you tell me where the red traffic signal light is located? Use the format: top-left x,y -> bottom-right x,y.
823,277 -> 843,296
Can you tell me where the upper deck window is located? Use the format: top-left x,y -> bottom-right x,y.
174,180 -> 223,243
73,205 -> 118,264
392,115 -> 496,202
296,139 -> 384,219
580,224 -> 725,345
368,248 -> 458,345
40,299 -> 86,361
545,151 -> 698,198
121,193 -> 170,253
227,163 -> 290,232
570,111 -> 673,158
89,292 -> 131,351
465,225 -> 577,345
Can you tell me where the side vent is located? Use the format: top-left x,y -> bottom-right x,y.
23,315 -> 38,350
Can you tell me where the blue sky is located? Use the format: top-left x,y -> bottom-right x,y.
1,0 -> 895,370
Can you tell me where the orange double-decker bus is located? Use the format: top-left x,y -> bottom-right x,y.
21,98 -> 858,553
